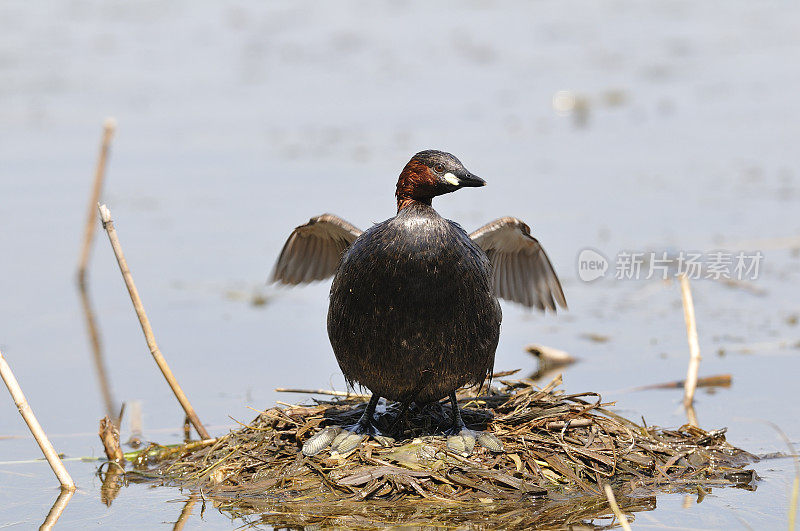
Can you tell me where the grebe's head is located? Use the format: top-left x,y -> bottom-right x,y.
395,150 -> 485,210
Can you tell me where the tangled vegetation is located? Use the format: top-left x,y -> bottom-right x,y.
116,374 -> 756,528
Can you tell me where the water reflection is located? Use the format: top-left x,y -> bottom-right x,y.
77,283 -> 118,420
526,344 -> 578,384
39,488 -> 73,531
205,491 -> 659,529
172,495 -> 198,531
99,463 -> 125,507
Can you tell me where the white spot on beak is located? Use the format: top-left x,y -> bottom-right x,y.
444,172 -> 460,186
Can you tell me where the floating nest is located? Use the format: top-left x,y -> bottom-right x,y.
118,374 -> 756,528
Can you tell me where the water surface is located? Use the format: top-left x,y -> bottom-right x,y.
1,1 -> 799,528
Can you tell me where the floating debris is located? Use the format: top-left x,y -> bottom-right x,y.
116,376 -> 756,528
631,374 -> 732,392
526,344 -> 577,365
581,333 -> 611,343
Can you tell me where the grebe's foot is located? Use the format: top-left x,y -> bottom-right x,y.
446,427 -> 504,456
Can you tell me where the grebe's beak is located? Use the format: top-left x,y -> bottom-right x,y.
443,170 -> 485,189
457,171 -> 486,187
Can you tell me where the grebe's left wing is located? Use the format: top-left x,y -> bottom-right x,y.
470,217 -> 567,311
271,214 -> 362,285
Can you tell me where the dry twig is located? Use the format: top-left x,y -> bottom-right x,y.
97,203 -> 210,439
0,349 -> 75,490
275,387 -> 369,398
99,416 -> 124,464
679,274 -> 702,415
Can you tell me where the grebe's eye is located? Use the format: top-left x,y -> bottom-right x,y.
433,164 -> 445,174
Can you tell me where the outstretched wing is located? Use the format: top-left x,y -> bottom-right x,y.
470,217 -> 567,311
271,214 -> 362,285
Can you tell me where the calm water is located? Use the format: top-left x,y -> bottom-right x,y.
1,1 -> 799,528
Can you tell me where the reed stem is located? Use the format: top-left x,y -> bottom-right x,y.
97,203 -> 210,440
0,349 -> 75,490
274,387 -> 369,398
679,274 -> 701,415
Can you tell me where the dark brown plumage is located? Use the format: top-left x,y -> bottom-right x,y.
328,199 -> 500,404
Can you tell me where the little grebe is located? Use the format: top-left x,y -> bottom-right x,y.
272,150 -> 566,456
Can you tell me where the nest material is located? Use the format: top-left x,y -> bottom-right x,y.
123,375 -> 756,528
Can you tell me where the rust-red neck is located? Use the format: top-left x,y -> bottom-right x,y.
395,159 -> 436,212
396,196 -> 431,211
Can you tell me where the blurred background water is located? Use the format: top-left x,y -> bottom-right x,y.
1,0 -> 799,528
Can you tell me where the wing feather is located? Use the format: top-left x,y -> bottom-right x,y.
300,234 -> 318,280
534,253 -> 555,311
470,217 -> 567,311
270,214 -> 362,285
498,252 -> 510,301
514,251 -> 531,307
506,252 -> 520,304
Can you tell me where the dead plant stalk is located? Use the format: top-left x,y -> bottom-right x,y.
77,118 -> 116,285
275,387 -> 369,398
99,416 -> 124,464
679,274 -> 701,414
0,349 -> 75,490
97,203 -> 210,440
